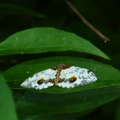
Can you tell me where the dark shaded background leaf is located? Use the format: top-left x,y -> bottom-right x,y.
0,3 -> 46,18
16,86 -> 120,116
115,98 -> 120,120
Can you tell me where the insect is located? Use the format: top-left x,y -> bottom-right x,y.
20,64 -> 97,90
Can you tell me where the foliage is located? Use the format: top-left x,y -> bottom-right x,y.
0,0 -> 120,120
0,74 -> 18,120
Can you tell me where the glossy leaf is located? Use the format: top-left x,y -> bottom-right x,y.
0,74 -> 18,120
0,27 -> 109,59
2,56 -> 120,94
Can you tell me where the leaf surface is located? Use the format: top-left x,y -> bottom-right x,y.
16,86 -> 120,115
0,74 -> 18,120
0,27 -> 109,59
3,56 -> 120,94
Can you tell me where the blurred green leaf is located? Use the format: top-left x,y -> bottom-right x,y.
115,98 -> 120,120
0,27 -> 109,59
2,56 -> 120,94
0,3 -> 46,18
0,74 -> 18,120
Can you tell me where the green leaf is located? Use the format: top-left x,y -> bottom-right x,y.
0,74 -> 18,120
0,27 -> 109,59
17,86 -> 120,115
18,111 -> 73,120
2,56 -> 120,94
0,3 -> 46,18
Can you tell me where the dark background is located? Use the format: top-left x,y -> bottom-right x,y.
0,0 -> 120,69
